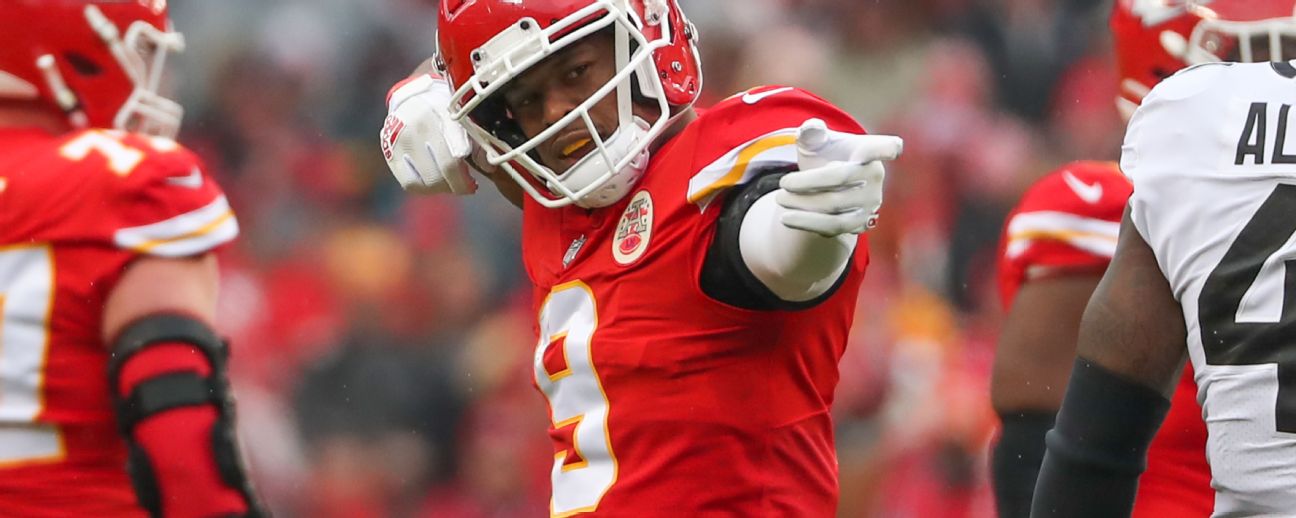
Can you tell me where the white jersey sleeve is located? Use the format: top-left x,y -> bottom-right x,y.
1123,60 -> 1296,515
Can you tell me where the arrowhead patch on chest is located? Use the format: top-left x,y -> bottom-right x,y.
613,190 -> 654,266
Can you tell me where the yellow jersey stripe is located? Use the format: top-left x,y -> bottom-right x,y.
128,210 -> 235,254
687,134 -> 797,204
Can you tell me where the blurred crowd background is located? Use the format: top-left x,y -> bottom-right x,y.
168,0 -> 1120,516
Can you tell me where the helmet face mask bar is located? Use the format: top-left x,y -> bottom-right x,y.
106,7 -> 186,138
444,0 -> 694,209
1183,16 -> 1296,63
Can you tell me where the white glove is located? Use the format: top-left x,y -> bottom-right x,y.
775,118 -> 903,237
379,73 -> 478,195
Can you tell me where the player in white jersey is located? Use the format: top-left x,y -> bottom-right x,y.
1031,60 -> 1296,516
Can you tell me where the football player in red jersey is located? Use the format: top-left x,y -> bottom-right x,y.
991,1 -> 1296,517
380,0 -> 903,515
0,2 -> 262,517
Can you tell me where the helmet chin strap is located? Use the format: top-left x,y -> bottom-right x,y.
553,116 -> 652,209
35,55 -> 89,129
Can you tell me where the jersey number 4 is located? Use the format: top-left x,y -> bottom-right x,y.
0,246 -> 63,464
1200,183 -> 1296,433
536,282 -> 617,517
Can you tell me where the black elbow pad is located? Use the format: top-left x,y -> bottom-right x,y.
699,166 -> 850,310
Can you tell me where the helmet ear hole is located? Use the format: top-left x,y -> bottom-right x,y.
63,52 -> 103,77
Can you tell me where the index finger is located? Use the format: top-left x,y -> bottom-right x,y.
847,135 -> 904,164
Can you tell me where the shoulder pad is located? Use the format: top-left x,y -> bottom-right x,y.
54,130 -> 240,257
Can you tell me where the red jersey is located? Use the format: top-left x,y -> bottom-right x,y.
522,87 -> 868,517
996,161 -> 1212,517
0,128 -> 238,517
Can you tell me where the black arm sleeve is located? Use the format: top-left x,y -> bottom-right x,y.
992,411 -> 1056,518
1030,358 -> 1171,518
699,166 -> 852,311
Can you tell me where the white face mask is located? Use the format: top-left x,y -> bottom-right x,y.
545,116 -> 652,208
115,18 -> 186,137
1176,16 -> 1296,64
83,5 -> 186,138
447,0 -> 686,209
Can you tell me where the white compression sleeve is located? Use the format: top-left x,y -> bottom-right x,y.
738,192 -> 857,302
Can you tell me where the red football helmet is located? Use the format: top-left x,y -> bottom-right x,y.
1112,0 -> 1296,119
437,0 -> 702,208
0,0 -> 185,137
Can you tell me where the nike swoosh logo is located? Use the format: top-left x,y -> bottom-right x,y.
166,167 -> 204,189
1062,171 -> 1103,204
743,87 -> 794,105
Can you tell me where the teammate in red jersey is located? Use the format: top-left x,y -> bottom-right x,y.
991,161 -> 1211,517
991,1 -> 1296,516
0,2 -> 262,517
380,0 -> 903,515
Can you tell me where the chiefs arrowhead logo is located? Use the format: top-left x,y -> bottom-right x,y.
380,115 -> 405,161
613,190 -> 653,266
